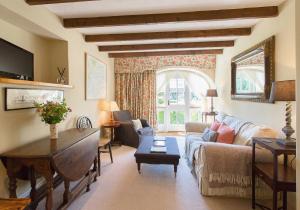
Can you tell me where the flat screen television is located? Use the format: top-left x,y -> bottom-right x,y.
0,38 -> 34,81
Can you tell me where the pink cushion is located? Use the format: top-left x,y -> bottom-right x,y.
210,121 -> 221,132
217,123 -> 235,144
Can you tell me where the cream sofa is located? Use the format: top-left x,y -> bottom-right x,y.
185,113 -> 279,198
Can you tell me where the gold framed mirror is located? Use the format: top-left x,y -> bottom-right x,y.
231,36 -> 275,103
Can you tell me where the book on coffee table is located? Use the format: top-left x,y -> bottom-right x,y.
150,146 -> 167,153
153,140 -> 166,147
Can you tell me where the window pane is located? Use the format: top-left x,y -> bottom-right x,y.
169,79 -> 177,89
177,111 -> 185,124
157,92 -> 165,106
157,111 -> 165,124
170,111 -> 177,124
190,92 -> 201,107
190,110 -> 201,122
177,92 -> 185,105
170,111 -> 185,125
177,79 -> 185,89
169,92 -> 177,105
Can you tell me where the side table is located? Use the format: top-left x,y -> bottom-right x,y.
102,121 -> 121,146
252,137 -> 296,210
202,111 -> 217,123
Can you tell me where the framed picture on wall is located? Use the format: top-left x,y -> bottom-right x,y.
85,53 -> 107,100
5,88 -> 64,111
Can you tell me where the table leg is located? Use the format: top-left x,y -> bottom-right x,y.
252,143 -> 256,209
45,173 -> 54,210
272,155 -> 278,210
30,167 -> 38,209
63,180 -> 70,204
110,127 -> 114,143
86,171 -> 91,192
137,163 -> 141,174
93,158 -> 98,182
174,164 -> 178,177
283,191 -> 287,210
8,176 -> 17,198
6,159 -> 19,199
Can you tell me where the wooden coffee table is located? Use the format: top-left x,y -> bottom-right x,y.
134,136 -> 180,177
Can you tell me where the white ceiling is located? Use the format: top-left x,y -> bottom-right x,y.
43,0 -> 286,53
77,19 -> 259,35
94,36 -> 240,46
46,0 -> 285,18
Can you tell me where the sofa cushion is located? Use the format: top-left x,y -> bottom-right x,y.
216,123 -> 235,144
234,123 -> 279,146
202,128 -> 218,142
215,112 -> 227,122
223,115 -> 249,135
210,121 -> 221,132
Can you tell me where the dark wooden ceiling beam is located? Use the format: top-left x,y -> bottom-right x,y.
86,28 -> 251,42
64,6 -> 278,28
109,49 -> 223,58
25,0 -> 99,5
99,40 -> 234,51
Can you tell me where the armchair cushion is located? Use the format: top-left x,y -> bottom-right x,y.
137,127 -> 154,136
140,119 -> 150,127
132,119 -> 143,130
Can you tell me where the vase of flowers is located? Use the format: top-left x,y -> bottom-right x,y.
34,99 -> 71,140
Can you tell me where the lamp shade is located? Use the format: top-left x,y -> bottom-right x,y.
98,99 -> 110,111
269,80 -> 295,102
110,101 -> 120,112
206,89 -> 218,97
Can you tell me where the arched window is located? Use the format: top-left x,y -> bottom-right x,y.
156,67 -> 214,131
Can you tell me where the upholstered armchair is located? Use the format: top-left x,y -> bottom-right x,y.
113,110 -> 154,148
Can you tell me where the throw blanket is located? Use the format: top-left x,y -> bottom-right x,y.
201,143 -> 252,188
185,134 -> 203,167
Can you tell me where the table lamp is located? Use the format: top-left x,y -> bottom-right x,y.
206,89 -> 218,113
98,100 -> 120,123
269,80 -> 296,147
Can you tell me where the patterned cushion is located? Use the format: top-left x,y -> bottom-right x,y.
202,128 -> 218,142
210,121 -> 221,132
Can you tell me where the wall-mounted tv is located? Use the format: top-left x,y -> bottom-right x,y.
0,38 -> 34,81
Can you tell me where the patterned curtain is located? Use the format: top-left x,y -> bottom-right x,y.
115,70 -> 156,127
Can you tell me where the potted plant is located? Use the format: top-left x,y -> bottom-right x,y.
34,99 -> 71,139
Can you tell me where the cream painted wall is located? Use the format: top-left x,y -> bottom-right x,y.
215,0 -> 296,133
295,0 -> 300,209
0,0 -> 114,197
216,0 -> 296,208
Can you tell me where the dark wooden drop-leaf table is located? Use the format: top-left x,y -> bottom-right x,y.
0,128 -> 100,210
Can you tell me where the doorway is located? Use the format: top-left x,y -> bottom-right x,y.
156,68 -> 214,131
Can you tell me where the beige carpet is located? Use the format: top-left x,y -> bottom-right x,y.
61,137 -> 253,210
